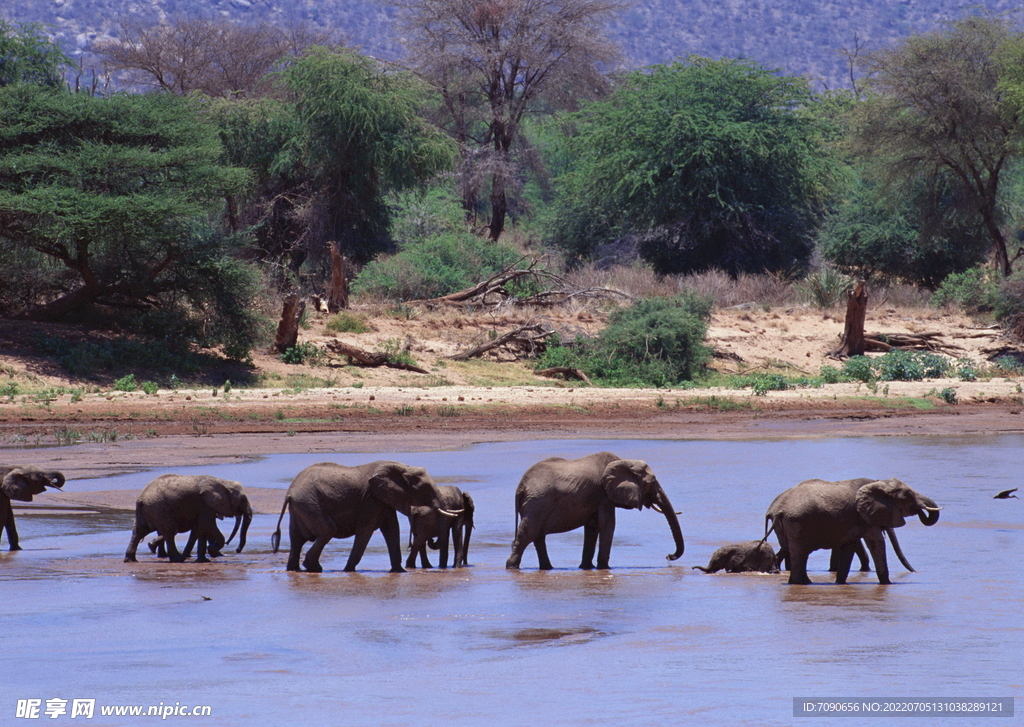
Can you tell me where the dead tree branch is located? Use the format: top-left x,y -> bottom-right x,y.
324,340 -> 429,373
448,322 -> 554,361
535,367 -> 593,385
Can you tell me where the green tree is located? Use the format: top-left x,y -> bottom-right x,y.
0,19 -> 70,88
0,85 -> 264,357
210,48 -> 457,275
550,57 -> 837,275
820,167 -> 992,288
855,15 -> 1024,276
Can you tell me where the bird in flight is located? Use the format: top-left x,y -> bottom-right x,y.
993,488 -> 1018,499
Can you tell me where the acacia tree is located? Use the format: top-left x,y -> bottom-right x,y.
855,16 -> 1024,276
0,19 -> 70,88
0,85 -> 264,357
96,16 -> 332,97
550,57 -> 837,275
209,48 -> 457,276
396,0 -> 622,240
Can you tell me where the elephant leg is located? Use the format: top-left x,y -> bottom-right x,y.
854,540 -> 871,572
180,530 -> 199,559
374,510 -> 405,574
163,532 -> 186,563
195,534 -> 211,564
286,519 -> 306,571
124,514 -> 152,563
505,518 -> 533,570
4,504 -> 21,551
302,533 -> 332,573
579,521 -> 598,570
786,545 -> 812,585
437,527 -> 451,569
833,542 -> 857,584
864,535 -> 890,584
450,523 -> 463,568
595,505 -> 616,570
535,535 -> 553,570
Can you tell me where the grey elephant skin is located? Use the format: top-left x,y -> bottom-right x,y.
765,477 -> 941,585
505,451 -> 685,570
407,486 -> 475,569
272,460 -> 458,573
1,465 -> 65,551
147,479 -> 252,559
692,540 -> 778,573
124,475 -> 248,563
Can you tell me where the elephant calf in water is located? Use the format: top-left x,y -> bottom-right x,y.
406,486 -> 475,569
692,540 -> 778,574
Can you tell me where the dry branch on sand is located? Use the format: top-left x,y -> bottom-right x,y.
535,366 -> 593,385
862,331 -> 964,356
448,322 -> 554,361
409,258 -> 632,309
323,340 -> 429,373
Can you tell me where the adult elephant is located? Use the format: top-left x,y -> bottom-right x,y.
764,477 -> 941,584
124,475 -> 246,563
505,452 -> 685,570
406,486 -> 475,569
271,461 -> 461,573
147,479 -> 252,559
1,465 -> 65,551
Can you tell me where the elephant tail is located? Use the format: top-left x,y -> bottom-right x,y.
271,496 -> 290,553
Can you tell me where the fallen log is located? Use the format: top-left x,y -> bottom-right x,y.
448,323 -> 554,361
863,332 -> 963,355
324,340 -> 429,373
535,367 -> 593,385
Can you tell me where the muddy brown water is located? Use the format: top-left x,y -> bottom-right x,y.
2,437 -> 1022,725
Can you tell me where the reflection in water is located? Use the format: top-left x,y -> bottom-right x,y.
2,436 -> 1022,726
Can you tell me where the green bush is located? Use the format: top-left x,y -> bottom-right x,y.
352,232 -> 524,301
34,335 -> 214,378
931,266 -> 999,312
326,312 -> 372,334
280,342 -> 325,365
799,267 -> 852,308
842,356 -> 876,383
114,374 -> 138,392
537,294 -> 712,387
141,381 -> 159,395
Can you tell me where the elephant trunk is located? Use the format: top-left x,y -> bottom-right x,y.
236,508 -> 251,553
655,488 -> 685,561
884,527 -> 915,572
47,471 -> 65,490
917,496 -> 941,526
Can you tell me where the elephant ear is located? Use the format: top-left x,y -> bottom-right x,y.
198,478 -> 235,518
2,469 -> 34,501
855,479 -> 907,528
602,460 -> 644,510
369,463 -> 417,514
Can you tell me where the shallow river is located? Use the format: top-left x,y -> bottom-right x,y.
3,436 -> 1022,726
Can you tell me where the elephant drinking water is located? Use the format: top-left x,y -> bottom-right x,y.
505,452 -> 685,570
1,465 -> 65,551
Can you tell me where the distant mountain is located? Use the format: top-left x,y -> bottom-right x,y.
3,0 -> 1019,89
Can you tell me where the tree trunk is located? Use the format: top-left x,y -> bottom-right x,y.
830,281 -> 868,358
273,293 -> 305,353
326,241 -> 349,312
488,172 -> 506,241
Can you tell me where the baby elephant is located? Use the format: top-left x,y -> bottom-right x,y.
1,465 -> 66,551
692,540 -> 778,574
406,486 -> 474,569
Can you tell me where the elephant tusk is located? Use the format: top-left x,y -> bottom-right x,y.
438,507 -> 463,517
923,506 -> 943,512
650,503 -> 681,514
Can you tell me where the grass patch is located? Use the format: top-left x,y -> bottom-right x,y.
326,312 -> 373,334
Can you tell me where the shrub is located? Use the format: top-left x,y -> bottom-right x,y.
931,266 -> 1000,312
536,294 -> 712,386
280,342 -> 324,365
141,381 -> 159,395
842,356 -> 876,383
326,312 -> 372,334
352,232 -> 523,300
114,374 -> 138,392
798,267 -> 852,308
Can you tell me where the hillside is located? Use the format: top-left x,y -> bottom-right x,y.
4,0 -> 1021,89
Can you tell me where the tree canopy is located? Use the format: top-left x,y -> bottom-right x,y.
854,15 -> 1024,276
210,48 -> 457,275
549,57 -> 837,275
0,19 -> 70,88
0,85 -> 263,357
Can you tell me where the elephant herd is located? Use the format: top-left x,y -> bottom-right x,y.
1,453 -> 943,584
